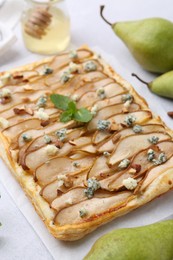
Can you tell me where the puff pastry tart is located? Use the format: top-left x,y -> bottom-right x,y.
0,46 -> 173,241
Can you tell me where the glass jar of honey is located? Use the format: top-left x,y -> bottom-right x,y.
21,0 -> 70,54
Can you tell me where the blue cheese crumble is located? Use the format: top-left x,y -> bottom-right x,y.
133,125 -> 142,133
42,65 -> 53,75
35,108 -> 49,121
123,177 -> 138,190
147,149 -> 155,162
124,115 -> 136,126
118,159 -> 130,169
69,62 -> 79,73
45,144 -> 59,156
22,134 -> 32,142
44,135 -> 52,144
91,104 -> 98,116
103,151 -> 111,157
122,93 -> 133,103
79,208 -> 88,218
71,94 -> 79,102
148,136 -> 159,144
0,73 -> 11,87
84,61 -> 97,72
69,50 -> 78,59
73,162 -> 80,168
0,88 -> 12,98
97,120 -> 110,131
55,128 -> 67,142
60,71 -> 73,84
36,95 -> 47,108
84,178 -> 100,199
97,88 -> 106,99
153,152 -> 167,165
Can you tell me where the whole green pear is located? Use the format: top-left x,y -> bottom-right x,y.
100,6 -> 173,73
84,220 -> 173,260
132,71 -> 173,99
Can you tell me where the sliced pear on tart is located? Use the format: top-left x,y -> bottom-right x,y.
24,143 -> 73,170
87,103 -> 140,131
108,132 -> 171,167
97,124 -> 167,153
54,191 -> 133,225
35,156 -> 95,185
40,169 -> 88,203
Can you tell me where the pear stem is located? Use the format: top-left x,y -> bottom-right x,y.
100,5 -> 113,26
131,73 -> 149,86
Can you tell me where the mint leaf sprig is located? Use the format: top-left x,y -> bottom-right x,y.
50,94 -> 93,123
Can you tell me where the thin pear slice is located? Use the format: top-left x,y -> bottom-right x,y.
75,144 -> 97,154
17,120 -> 76,148
99,170 -> 124,190
94,92 -> 128,110
0,102 -> 35,119
88,156 -> 115,180
140,155 -> 173,191
78,82 -> 125,106
50,49 -> 93,70
103,83 -> 126,98
73,78 -> 114,97
54,191 -> 132,225
108,110 -> 152,127
51,71 -> 108,95
108,132 -> 171,166
97,124 -> 167,153
92,130 -> 112,145
19,127 -> 85,166
51,187 -> 86,212
18,134 -> 58,167
77,83 -> 126,108
3,118 -> 42,140
131,140 -> 173,175
40,179 -> 68,203
69,136 -> 92,147
87,103 -> 140,131
107,171 -> 136,191
0,90 -> 46,113
7,107 -> 58,126
35,156 -> 95,185
100,140 -> 173,192
112,123 -> 166,141
24,143 -> 73,170
51,187 -> 115,213
77,92 -> 98,108
46,60 -> 104,86
97,133 -> 121,153
40,170 -> 88,203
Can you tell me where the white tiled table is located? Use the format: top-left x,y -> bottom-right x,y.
0,0 -> 172,259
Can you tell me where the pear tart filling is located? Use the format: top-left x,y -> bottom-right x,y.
0,47 -> 173,241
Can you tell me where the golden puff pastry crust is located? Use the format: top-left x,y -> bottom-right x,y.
0,46 -> 173,241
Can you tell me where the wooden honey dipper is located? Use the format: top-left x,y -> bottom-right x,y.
24,6 -> 52,39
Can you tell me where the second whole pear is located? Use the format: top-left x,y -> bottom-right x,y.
132,71 -> 173,99
84,220 -> 173,260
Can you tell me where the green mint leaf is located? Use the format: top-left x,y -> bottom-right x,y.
60,110 -> 73,122
50,94 -> 71,111
68,101 -> 77,113
74,108 -> 93,123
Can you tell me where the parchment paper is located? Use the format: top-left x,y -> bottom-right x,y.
0,47 -> 173,260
